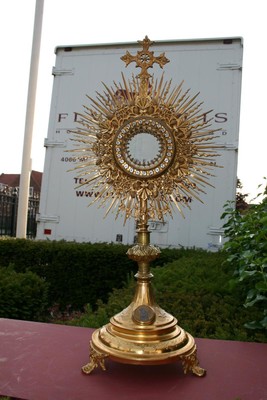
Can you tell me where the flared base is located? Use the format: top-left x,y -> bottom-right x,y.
82,302 -> 205,376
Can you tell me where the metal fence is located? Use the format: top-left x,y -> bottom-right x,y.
0,187 -> 40,238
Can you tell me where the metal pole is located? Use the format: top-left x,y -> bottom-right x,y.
16,0 -> 44,238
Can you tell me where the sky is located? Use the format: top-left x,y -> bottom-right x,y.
0,0 -> 266,202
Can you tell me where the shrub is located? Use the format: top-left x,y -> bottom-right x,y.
222,181 -> 267,330
0,240 -> 137,309
0,239 -> 197,311
153,253 -> 265,341
0,266 -> 49,321
67,251 -> 266,342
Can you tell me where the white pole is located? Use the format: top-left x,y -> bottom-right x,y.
16,0 -> 44,238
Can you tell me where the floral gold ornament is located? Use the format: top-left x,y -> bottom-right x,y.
71,36 -> 219,223
71,36 -> 220,377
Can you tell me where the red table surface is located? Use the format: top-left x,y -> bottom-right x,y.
0,318 -> 266,400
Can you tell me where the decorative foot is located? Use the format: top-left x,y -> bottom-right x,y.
82,341 -> 108,375
180,349 -> 206,377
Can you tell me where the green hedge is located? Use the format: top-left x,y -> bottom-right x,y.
0,266 -> 49,320
68,251 -> 266,342
0,239 -> 138,310
0,239 -> 190,312
153,252 -> 265,341
1,238 -> 265,341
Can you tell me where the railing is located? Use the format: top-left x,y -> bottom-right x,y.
0,187 -> 40,239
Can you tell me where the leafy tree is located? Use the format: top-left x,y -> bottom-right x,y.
221,180 -> 267,330
235,178 -> 249,211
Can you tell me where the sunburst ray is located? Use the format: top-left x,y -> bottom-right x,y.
70,38 -> 221,223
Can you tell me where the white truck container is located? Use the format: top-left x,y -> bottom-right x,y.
37,37 -> 243,249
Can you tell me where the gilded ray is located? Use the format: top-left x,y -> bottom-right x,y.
70,37 -> 221,223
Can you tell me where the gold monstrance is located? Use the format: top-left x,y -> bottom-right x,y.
71,37 -> 220,376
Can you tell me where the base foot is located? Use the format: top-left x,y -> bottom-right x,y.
180,349 -> 206,377
82,341 -> 108,375
82,340 -> 206,377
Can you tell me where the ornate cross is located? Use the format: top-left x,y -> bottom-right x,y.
121,36 -> 169,81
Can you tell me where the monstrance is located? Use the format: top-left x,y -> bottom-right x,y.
70,36 -> 220,376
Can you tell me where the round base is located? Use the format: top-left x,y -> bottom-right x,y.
91,325 -> 197,366
90,303 -> 202,370
82,303 -> 205,376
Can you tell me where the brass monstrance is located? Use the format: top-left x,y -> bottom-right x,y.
71,37 -> 219,376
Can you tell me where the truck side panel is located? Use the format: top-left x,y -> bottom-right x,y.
37,38 -> 243,249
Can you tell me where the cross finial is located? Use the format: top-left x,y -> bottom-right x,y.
121,36 -> 169,80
